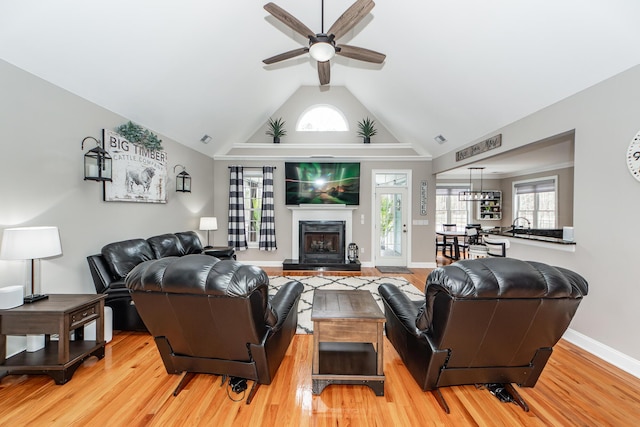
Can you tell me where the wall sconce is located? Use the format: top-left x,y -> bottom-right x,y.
82,136 -> 112,181
174,165 -> 191,192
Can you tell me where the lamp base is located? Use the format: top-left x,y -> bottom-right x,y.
24,294 -> 48,304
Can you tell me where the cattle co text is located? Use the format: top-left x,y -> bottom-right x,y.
109,136 -> 167,163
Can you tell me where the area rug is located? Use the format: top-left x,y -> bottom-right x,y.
375,266 -> 413,274
268,276 -> 424,334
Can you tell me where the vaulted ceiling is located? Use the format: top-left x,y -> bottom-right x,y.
1,1 -> 639,161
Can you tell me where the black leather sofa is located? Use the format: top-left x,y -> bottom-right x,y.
379,258 -> 588,413
87,231 -> 236,331
125,255 -> 303,403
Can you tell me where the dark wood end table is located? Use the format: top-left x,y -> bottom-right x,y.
0,294 -> 106,384
311,289 -> 385,396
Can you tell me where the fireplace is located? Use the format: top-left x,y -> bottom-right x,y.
284,206 -> 360,271
299,221 -> 345,263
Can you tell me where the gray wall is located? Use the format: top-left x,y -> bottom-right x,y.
434,64 -> 640,363
245,86 -> 399,145
212,159 -> 434,266
0,60 -> 216,296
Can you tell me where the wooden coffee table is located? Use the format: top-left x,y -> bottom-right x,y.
311,289 -> 385,396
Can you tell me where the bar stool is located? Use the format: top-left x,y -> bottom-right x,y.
468,244 -> 489,259
483,237 -> 510,257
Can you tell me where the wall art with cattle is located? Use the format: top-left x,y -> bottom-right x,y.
103,129 -> 168,203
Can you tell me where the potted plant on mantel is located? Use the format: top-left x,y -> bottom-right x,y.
357,117 -> 377,143
266,117 -> 287,143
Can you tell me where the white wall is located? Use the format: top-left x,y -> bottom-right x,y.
0,60 -> 216,297
434,64 -> 640,364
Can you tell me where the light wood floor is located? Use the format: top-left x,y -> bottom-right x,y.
1,267 -> 639,426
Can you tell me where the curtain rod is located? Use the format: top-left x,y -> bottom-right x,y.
228,166 -> 276,169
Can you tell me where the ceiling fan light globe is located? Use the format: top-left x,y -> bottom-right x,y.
309,42 -> 335,62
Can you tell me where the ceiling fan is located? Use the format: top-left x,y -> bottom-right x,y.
263,0 -> 386,85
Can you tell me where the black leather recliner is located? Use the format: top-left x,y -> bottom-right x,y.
125,255 -> 303,404
379,258 -> 588,413
87,231 -> 236,331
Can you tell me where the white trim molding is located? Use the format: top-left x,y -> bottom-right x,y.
563,328 -> 640,379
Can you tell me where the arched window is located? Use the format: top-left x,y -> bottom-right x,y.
296,104 -> 349,132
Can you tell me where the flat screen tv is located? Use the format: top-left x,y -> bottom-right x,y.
285,162 -> 360,205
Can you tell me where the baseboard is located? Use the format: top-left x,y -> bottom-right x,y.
409,261 -> 438,269
563,328 -> 640,379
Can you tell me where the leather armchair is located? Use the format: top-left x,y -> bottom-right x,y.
125,254 -> 303,404
379,258 -> 588,413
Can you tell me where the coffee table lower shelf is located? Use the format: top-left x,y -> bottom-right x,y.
312,342 -> 385,396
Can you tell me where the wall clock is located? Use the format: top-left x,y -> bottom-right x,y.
628,130 -> 640,182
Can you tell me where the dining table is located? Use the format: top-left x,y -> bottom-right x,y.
436,229 -> 469,260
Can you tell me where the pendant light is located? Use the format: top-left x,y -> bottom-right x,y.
458,167 -> 493,201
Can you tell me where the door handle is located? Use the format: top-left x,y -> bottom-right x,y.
403,224 -> 407,233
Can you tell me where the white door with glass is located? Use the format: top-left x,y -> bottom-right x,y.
374,171 -> 410,267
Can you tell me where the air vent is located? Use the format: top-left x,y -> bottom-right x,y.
434,134 -> 447,144
200,134 -> 212,144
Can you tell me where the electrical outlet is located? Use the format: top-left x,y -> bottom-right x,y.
360,214 -> 365,224
360,247 -> 365,253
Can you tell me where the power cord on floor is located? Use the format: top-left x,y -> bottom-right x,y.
224,376 -> 247,402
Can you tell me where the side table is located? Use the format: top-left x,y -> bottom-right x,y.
0,294 -> 106,384
311,289 -> 385,396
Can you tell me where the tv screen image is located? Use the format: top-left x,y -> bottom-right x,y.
285,162 -> 360,205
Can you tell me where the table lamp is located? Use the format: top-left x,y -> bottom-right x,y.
0,226 -> 62,303
199,217 -> 218,247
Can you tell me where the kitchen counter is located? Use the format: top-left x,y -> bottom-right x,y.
484,227 -> 576,245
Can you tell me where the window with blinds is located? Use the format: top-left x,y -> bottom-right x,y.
513,176 -> 557,228
436,185 -> 470,229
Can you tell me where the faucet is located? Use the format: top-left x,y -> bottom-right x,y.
512,217 -> 531,231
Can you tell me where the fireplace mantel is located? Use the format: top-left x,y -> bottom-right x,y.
288,205 -> 356,260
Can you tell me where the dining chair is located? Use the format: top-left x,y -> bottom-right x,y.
437,224 -> 457,258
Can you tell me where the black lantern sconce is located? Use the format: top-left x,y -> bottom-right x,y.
174,165 -> 191,193
81,136 -> 112,182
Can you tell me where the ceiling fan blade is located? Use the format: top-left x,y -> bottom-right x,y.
336,44 -> 385,63
263,47 -> 309,64
318,61 -> 330,85
264,2 -> 315,39
327,0 -> 375,40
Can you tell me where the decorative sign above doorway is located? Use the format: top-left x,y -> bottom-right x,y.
456,134 -> 502,162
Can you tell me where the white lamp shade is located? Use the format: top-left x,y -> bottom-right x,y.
199,217 -> 218,231
0,226 -> 62,260
309,42 -> 335,62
